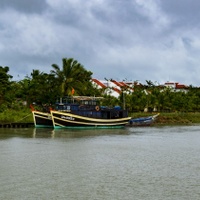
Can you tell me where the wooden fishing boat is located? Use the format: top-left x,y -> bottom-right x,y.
127,113 -> 160,127
30,105 -> 53,128
50,96 -> 131,129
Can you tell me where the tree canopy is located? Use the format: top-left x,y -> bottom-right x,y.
0,66 -> 13,109
1,59 -> 200,113
51,58 -> 94,97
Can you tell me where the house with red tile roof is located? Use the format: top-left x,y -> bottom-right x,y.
164,82 -> 189,92
92,79 -> 189,97
91,79 -> 122,97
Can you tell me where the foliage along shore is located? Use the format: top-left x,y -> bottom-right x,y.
1,108 -> 200,126
154,112 -> 200,125
1,57 -> 200,127
130,112 -> 200,126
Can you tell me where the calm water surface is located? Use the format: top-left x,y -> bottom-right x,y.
0,126 -> 200,200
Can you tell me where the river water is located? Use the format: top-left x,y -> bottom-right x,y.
0,125 -> 200,200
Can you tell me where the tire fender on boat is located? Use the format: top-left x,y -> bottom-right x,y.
95,106 -> 100,111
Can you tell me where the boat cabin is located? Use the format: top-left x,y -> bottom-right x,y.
55,96 -> 128,119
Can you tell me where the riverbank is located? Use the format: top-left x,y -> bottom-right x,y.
1,109 -> 200,126
157,113 -> 200,125
131,112 -> 200,125
0,108 -> 33,124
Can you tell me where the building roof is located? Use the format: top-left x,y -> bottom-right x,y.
92,79 -> 189,97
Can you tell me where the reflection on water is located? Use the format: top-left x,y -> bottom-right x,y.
0,126 -> 200,200
32,128 -> 54,138
0,128 -> 34,139
0,127 -> 130,139
0,127 -> 131,140
33,128 -> 130,139
1,125 -> 200,140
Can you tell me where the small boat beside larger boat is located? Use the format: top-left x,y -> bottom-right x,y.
30,105 -> 53,128
127,113 -> 160,127
31,96 -> 160,129
31,96 -> 131,129
32,110 -> 53,128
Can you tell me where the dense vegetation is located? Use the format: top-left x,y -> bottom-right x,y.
0,57 -> 200,123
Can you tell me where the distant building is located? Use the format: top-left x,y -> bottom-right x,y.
92,79 -> 189,97
92,78 -> 121,97
163,82 -> 189,92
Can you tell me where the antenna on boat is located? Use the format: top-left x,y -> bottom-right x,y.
123,91 -> 125,110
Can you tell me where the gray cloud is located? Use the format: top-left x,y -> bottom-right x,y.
0,0 -> 200,86
161,0 -> 200,27
0,0 -> 48,13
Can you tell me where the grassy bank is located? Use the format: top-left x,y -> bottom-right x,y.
130,112 -> 200,125
0,108 -> 33,124
155,112 -> 200,125
1,108 -> 200,125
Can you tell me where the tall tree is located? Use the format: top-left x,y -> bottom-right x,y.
51,58 -> 93,96
28,69 -> 59,105
0,66 -> 13,107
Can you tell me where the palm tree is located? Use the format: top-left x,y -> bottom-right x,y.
51,58 -> 93,97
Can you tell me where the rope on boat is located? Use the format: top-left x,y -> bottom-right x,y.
14,113 -> 32,123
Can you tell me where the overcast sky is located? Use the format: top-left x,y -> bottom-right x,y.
1,0 -> 200,86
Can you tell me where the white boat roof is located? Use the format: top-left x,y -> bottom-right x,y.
71,96 -> 104,101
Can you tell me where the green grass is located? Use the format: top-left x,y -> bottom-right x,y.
158,112 -> 200,124
1,108 -> 200,125
130,112 -> 200,125
0,108 -> 33,124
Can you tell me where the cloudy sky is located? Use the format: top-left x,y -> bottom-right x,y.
1,0 -> 200,86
